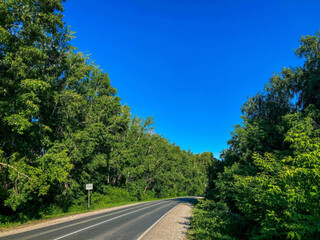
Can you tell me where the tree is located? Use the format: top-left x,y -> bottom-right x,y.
0,0 -> 212,224
0,0 -> 73,212
195,31 -> 320,240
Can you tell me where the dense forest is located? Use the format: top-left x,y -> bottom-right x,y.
190,32 -> 320,239
0,0 -> 214,225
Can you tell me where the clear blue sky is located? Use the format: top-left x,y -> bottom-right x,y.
63,0 -> 320,158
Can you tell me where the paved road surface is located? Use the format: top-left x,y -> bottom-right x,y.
0,197 -> 196,240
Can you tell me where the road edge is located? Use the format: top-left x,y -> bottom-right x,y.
136,203 -> 182,240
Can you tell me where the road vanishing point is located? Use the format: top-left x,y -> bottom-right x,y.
0,197 -> 196,240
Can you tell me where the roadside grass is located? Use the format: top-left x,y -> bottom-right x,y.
0,201 -> 131,230
0,199 -> 159,230
0,193 -> 191,230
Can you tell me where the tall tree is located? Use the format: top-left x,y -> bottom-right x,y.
196,31 -> 320,240
0,0 -> 72,212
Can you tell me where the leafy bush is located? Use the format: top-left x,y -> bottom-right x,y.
197,32 -> 320,240
103,186 -> 138,203
190,200 -> 248,240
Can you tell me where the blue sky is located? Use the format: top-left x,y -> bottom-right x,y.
63,0 -> 320,158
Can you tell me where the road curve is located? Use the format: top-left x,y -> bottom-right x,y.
0,197 -> 196,240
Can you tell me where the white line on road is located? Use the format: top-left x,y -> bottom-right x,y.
136,203 -> 181,240
0,201 -> 161,239
54,201 -> 169,240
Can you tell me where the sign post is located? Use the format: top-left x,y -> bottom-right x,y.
86,183 -> 93,209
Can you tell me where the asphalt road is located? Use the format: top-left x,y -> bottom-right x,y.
0,197 -> 196,240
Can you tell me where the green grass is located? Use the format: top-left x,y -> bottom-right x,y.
0,196 -> 182,230
0,202 -> 119,229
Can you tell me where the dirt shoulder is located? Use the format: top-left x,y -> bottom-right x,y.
139,201 -> 195,240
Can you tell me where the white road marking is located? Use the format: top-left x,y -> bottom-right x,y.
0,201 -> 161,240
136,203 -> 181,240
54,201 -> 169,240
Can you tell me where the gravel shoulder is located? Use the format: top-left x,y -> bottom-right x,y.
139,201 -> 194,240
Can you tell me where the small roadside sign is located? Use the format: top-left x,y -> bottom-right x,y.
86,183 -> 93,209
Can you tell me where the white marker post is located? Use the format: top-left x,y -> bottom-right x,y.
86,183 -> 93,209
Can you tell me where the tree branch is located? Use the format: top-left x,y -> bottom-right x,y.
0,163 -> 33,181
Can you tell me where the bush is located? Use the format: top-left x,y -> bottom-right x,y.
103,186 -> 138,203
190,200 -> 248,240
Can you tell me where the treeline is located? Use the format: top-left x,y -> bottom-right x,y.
190,32 -> 320,239
0,0 -> 214,225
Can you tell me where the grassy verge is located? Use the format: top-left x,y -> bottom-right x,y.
0,194 -> 189,230
0,199 -> 157,230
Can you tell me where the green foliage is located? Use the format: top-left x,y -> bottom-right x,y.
190,200 -> 247,240
230,113 -> 320,239
192,31 -> 320,240
0,0 -> 214,226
